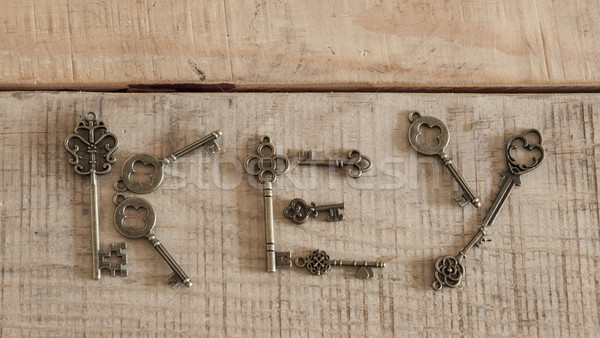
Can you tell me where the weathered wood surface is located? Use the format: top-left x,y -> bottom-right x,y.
0,92 -> 598,336
1,1 -> 600,91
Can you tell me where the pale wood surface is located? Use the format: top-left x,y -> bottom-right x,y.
1,1 -> 600,91
0,92 -> 599,336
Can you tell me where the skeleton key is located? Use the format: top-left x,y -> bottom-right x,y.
432,129 -> 545,291
297,149 -> 373,178
114,197 -> 192,287
408,112 -> 481,208
121,130 -> 222,194
64,112 -> 127,279
284,198 -> 344,224
295,249 -> 385,279
244,136 -> 292,272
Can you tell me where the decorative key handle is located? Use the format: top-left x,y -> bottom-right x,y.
408,112 -> 481,208
120,130 -> 222,194
284,198 -> 344,224
114,196 -> 192,287
297,149 -> 373,178
64,112 -> 127,279
244,136 -> 292,272
295,249 -> 385,279
432,129 -> 545,291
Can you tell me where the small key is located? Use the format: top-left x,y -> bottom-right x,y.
244,136 -> 292,272
295,249 -> 385,279
297,149 -> 373,178
65,112 -> 127,279
284,198 -> 344,224
408,112 -> 481,208
114,197 -> 192,287
121,130 -> 222,194
432,129 -> 545,291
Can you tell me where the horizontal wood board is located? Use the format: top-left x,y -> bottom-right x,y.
0,92 -> 599,336
1,1 -> 600,91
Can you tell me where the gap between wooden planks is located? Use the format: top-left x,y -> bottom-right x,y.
0,92 -> 598,336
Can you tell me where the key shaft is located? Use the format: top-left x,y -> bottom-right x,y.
148,234 -> 192,287
89,171 -> 101,279
165,130 -> 222,165
264,182 -> 277,272
440,154 -> 481,208
330,259 -> 385,268
481,170 -> 520,227
313,203 -> 345,213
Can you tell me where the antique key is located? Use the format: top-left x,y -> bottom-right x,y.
64,112 -> 127,279
244,136 -> 292,272
295,249 -> 385,279
297,149 -> 373,178
432,129 -> 545,291
120,130 -> 222,194
408,112 -> 481,208
114,196 -> 192,287
284,198 -> 344,224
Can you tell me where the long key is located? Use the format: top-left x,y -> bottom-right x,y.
244,136 -> 292,272
295,249 -> 385,279
408,112 -> 481,208
114,197 -> 192,287
432,129 -> 545,291
297,149 -> 373,178
284,198 -> 344,224
121,130 -> 222,194
65,112 -> 127,279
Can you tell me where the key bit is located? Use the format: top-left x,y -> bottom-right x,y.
99,242 -> 128,277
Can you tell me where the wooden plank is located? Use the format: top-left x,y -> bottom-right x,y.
0,92 -> 599,336
1,1 -> 600,91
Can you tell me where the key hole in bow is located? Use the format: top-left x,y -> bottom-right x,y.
417,124 -> 442,148
123,206 -> 149,230
510,139 -> 542,167
130,161 -> 156,186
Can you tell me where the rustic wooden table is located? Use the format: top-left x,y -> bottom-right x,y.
1,92 -> 598,336
1,1 -> 599,337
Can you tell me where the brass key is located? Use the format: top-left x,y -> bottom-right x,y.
65,112 -> 127,279
114,197 -> 192,287
408,112 -> 481,208
120,130 -> 222,194
244,136 -> 292,272
295,249 -> 385,279
284,198 -> 344,224
297,149 -> 373,178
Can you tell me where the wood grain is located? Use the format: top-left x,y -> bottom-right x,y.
0,92 -> 598,336
1,1 -> 600,91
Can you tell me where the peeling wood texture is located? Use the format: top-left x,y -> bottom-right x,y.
1,1 -> 600,91
0,92 -> 599,336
